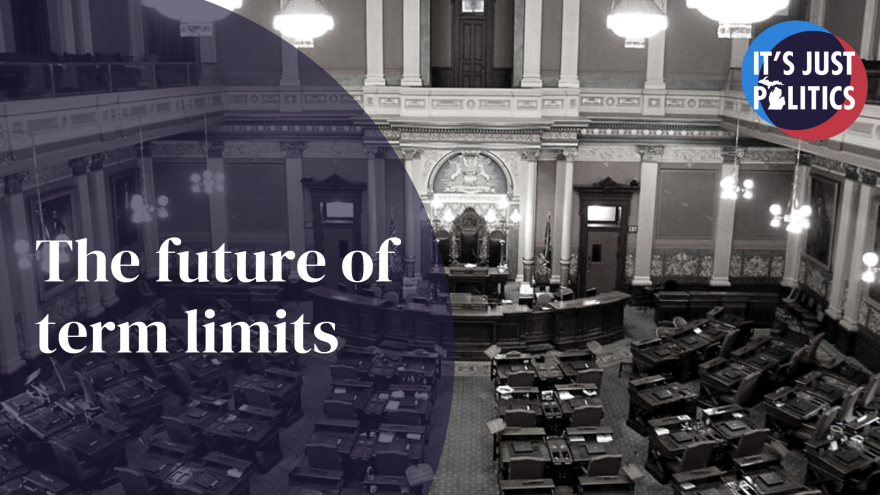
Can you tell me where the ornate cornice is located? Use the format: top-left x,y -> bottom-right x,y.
806,153 -> 879,185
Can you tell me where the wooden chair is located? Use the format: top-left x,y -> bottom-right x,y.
731,428 -> 771,460
665,442 -> 715,476
672,317 -> 689,329
49,357 -> 81,395
306,444 -> 343,471
98,392 -> 140,431
115,467 -> 160,495
76,372 -> 99,408
507,371 -> 535,388
50,440 -> 102,484
585,455 -> 622,477
570,405 -> 603,427
141,353 -> 173,382
376,450 -> 409,477
323,400 -> 356,420
864,373 -> 880,409
575,369 -> 603,392
794,406 -> 840,443
505,409 -> 536,428
508,456 -> 545,480
161,416 -> 200,447
839,386 -> 863,423
720,371 -> 762,406
718,330 -> 741,360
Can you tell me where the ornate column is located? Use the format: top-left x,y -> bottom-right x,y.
402,149 -> 422,278
520,0 -> 543,88
826,174 -> 858,319
401,0 -> 423,86
520,150 -> 539,284
139,146 -> 160,278
643,0 -> 666,115
366,147 -> 383,252
558,150 -> 576,287
557,0 -> 580,88
69,157 -> 103,317
206,144 -> 228,250
6,173 -> 42,359
283,143 -> 306,255
862,0 -> 878,59
842,180 -> 877,330
0,196 -> 25,373
87,155 -> 119,308
76,0 -> 94,54
632,146 -> 663,287
127,0 -> 146,60
710,148 -> 742,287
364,0 -> 386,86
809,0 -> 826,26
782,161 -> 811,287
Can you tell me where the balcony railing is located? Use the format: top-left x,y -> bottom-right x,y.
0,62 -> 218,100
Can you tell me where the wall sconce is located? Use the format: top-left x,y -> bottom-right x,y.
509,209 -> 522,224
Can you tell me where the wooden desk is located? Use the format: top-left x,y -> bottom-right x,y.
555,350 -> 598,383
498,478 -> 556,494
743,469 -> 806,495
763,387 -> 830,431
805,440 -> 875,493
202,412 -> 282,473
163,461 -> 251,495
627,381 -> 697,436
795,370 -> 854,405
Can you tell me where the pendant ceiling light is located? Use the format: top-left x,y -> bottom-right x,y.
686,0 -> 788,39
607,0 -> 668,49
273,0 -> 335,48
142,0 -> 242,23
769,141 -> 811,234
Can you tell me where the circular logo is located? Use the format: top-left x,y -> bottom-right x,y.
742,21 -> 867,141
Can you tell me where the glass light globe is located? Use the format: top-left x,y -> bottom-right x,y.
216,184 -> 226,193
431,198 -> 443,209
130,194 -> 145,211
864,252 -> 880,268
800,205 -> 813,217
190,173 -> 201,184
158,209 -> 169,219
769,204 -> 783,216
192,185 -> 202,194
17,257 -> 32,270
720,176 -> 736,188
686,0 -> 788,38
498,197 -> 510,209
215,172 -> 226,183
485,209 -> 498,224
157,195 -> 169,207
743,179 -> 754,189
273,0 -> 335,43
14,239 -> 30,255
770,218 -> 782,228
864,270 -> 877,284
142,0 -> 242,23
510,209 -> 522,224
607,0 -> 668,47
203,170 -> 213,180
743,190 -> 753,200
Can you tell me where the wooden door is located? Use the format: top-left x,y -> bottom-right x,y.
584,230 -> 620,293
453,0 -> 494,87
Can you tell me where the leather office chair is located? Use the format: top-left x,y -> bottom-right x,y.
570,405 -> 603,427
575,369 -> 603,392
323,400 -> 357,420
508,456 -> 545,480
384,292 -> 400,305
720,371 -> 762,406
839,386 -> 863,423
306,444 -> 343,471
718,330 -> 741,360
98,392 -> 140,431
665,441 -> 715,475
672,317 -> 689,329
505,409 -> 537,428
536,293 -> 554,307
507,371 -> 535,388
376,451 -> 409,477
162,416 -> 200,447
169,362 -> 203,399
584,455 -> 622,477
49,357 -> 81,395
805,333 -> 826,363
50,440 -> 102,484
330,365 -> 359,380
76,372 -> 99,408
864,373 -> 880,410
794,406 -> 840,443
386,409 -> 422,426
369,286 -> 383,299
141,353 -> 173,382
336,283 -> 348,293
115,467 -> 160,495
731,428 -> 771,459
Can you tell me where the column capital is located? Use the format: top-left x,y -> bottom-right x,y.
636,145 -> 664,162
205,141 -> 225,159
69,156 -> 94,176
281,141 -> 306,159
558,149 -> 578,161
3,173 -> 26,195
520,150 -> 540,161
401,148 -> 422,161
365,146 -> 391,159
